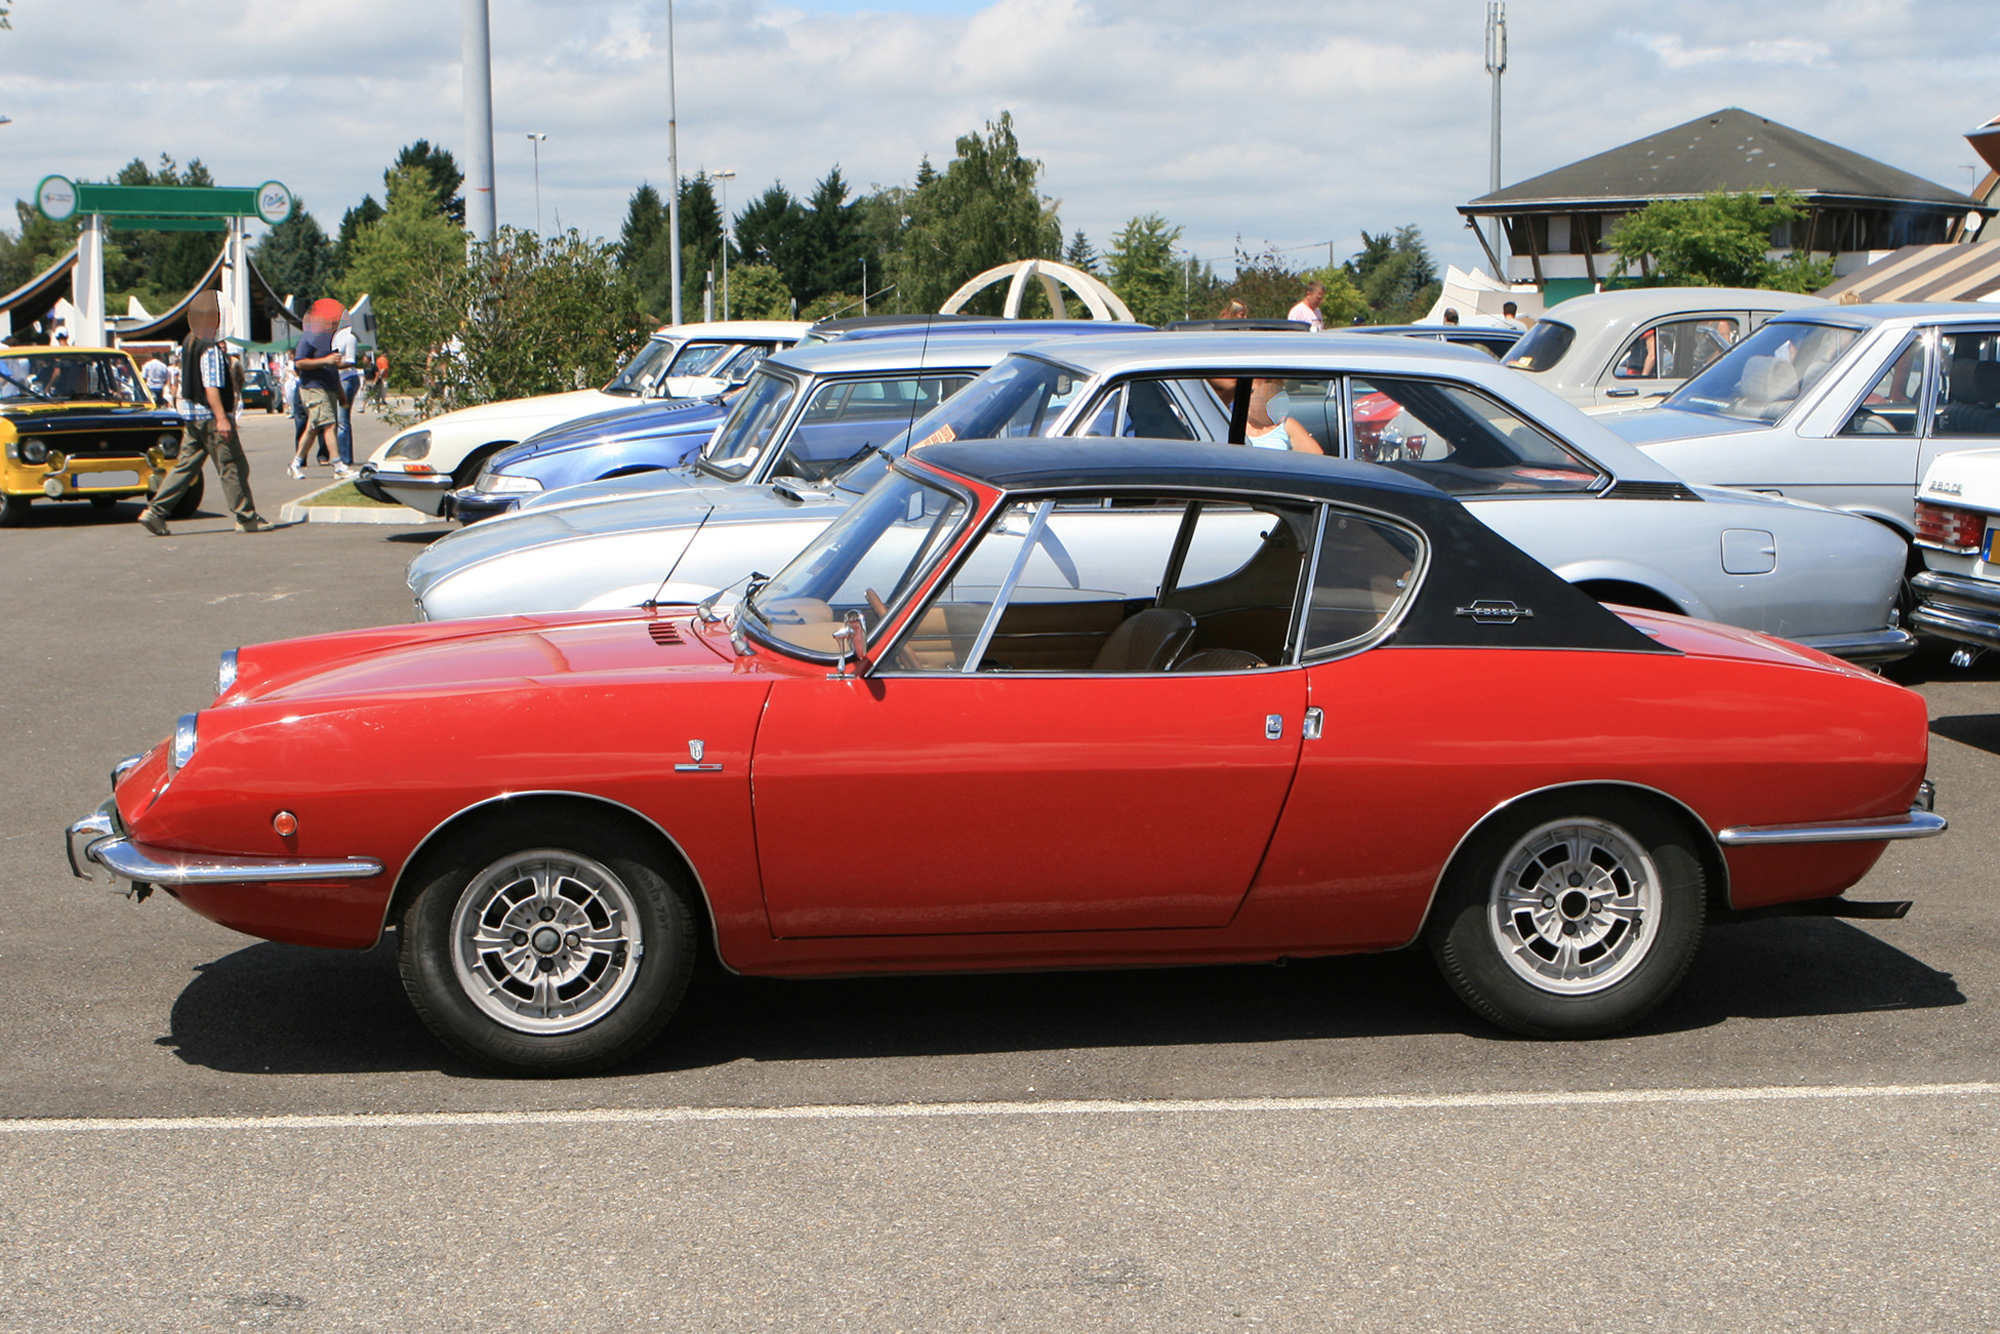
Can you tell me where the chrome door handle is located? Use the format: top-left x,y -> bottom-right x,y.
1302,707 -> 1324,740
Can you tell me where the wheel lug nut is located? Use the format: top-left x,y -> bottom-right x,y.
538,906 -> 555,921
537,957 -> 554,973
565,932 -> 579,949
1541,894 -> 1555,909
512,931 -> 527,946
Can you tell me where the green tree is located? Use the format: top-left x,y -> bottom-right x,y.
731,183 -> 807,298
797,167 -> 867,306
100,156 -> 225,312
1064,229 -> 1100,275
1607,190 -> 1834,291
1106,215 -> 1184,325
337,165 -> 468,374
0,199 -> 81,296
1345,226 -> 1439,323
723,263 -> 794,320
893,113 -> 1063,314
401,226 -> 648,414
392,141 -> 465,226
676,173 -> 723,319
252,198 -> 335,308
333,195 -> 386,278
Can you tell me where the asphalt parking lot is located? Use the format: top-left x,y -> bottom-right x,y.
2,411 -> 1997,1329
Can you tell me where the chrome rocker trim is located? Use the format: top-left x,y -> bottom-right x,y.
66,802 -> 382,888
1716,804 -> 1947,847
1790,627 -> 1918,665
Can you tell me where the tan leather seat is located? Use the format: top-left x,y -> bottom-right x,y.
1173,648 -> 1265,672
1092,608 -> 1195,672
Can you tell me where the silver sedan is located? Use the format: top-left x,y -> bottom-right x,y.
411,333 -> 1912,664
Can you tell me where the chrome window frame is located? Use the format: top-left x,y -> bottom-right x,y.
1921,324 -> 2000,442
1294,501 -> 1432,664
1830,328 -> 1931,441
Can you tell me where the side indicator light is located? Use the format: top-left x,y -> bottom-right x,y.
272,811 -> 299,837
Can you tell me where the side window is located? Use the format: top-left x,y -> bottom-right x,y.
1933,331 -> 2000,438
1302,510 -> 1424,656
720,345 -> 772,382
1350,377 -> 1603,494
1612,318 -> 1740,380
779,375 -> 975,481
1076,380 -> 1203,440
895,495 -> 1310,674
1839,337 -> 1928,436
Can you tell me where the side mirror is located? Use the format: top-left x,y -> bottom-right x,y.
830,609 -> 871,678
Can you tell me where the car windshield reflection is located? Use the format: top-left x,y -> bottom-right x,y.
1665,320 -> 1861,423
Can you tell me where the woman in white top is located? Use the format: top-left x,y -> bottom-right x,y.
1211,377 -> 1325,454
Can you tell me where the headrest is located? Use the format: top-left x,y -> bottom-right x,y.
1974,360 -> 2000,406
1737,355 -> 1798,403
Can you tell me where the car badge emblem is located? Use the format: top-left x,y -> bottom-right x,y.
1929,479 -> 1964,496
1456,599 -> 1534,626
675,739 -> 722,773
688,739 -> 704,762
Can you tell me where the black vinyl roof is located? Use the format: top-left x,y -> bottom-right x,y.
905,439 -> 1671,656
1465,107 -> 1979,212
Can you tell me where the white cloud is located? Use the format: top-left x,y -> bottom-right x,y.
0,0 -> 1993,282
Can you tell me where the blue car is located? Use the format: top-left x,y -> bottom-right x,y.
447,396 -> 730,522
448,320 -> 1153,521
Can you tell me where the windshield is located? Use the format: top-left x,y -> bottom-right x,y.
835,355 -> 1087,494
666,341 -> 737,378
698,369 -> 798,480
743,469 -> 970,657
773,374 -> 974,483
1503,320 -> 1575,373
0,352 -> 145,404
1665,320 -> 1862,422
601,337 -> 684,397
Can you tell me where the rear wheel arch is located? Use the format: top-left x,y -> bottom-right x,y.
1415,781 -> 1731,943
452,441 -> 517,486
382,791 -> 725,967
1573,579 -> 1685,617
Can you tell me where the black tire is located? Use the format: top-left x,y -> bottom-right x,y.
398,811 -> 696,1075
165,473 -> 205,520
0,494 -> 30,527
1427,792 -> 1705,1039
89,495 -> 119,511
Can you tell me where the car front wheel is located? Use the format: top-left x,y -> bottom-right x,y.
1427,794 -> 1705,1038
398,813 -> 697,1074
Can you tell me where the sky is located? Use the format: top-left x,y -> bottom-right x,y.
1,0 -> 1995,282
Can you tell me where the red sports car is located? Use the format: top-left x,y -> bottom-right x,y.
67,441 -> 1945,1073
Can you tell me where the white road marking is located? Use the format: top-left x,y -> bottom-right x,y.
3,1081 -> 1996,1135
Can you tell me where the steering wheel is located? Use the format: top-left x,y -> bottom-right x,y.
864,588 -> 921,670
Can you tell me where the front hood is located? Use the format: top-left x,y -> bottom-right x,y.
501,400 -> 727,466
225,611 -> 733,708
1921,447 -> 2000,511
409,486 -> 723,590
1600,407 -> 1767,447
3,404 -> 181,430
519,466 -> 710,511
412,388 -> 614,434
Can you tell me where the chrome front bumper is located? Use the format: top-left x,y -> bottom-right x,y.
1790,626 -> 1919,666
1911,570 -> 2000,651
66,797 -> 383,894
367,467 -> 456,516
1717,785 -> 1946,847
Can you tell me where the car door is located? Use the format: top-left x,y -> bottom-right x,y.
1807,329 -> 1933,520
750,491 -> 1312,937
1594,314 -> 1744,409
1919,328 -> 2000,523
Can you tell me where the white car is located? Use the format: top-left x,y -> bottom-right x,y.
1502,287 -> 1825,412
358,320 -> 808,515
1909,446 -> 2000,658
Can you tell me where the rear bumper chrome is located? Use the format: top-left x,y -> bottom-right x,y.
1790,626 -> 1918,665
1717,801 -> 1947,847
66,799 -> 383,889
1910,571 -> 2000,649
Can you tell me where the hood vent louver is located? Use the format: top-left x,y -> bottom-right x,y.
647,620 -> 684,646
1604,480 -> 1702,502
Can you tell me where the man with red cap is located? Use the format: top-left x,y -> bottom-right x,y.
139,291 -> 273,536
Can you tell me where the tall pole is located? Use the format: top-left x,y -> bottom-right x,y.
665,0 -> 683,325
1484,2 -> 1507,280
462,0 -> 497,242
526,133 -> 547,235
715,170 -> 735,322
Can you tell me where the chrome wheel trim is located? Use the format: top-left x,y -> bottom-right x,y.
449,849 -> 644,1035
1487,818 -> 1661,996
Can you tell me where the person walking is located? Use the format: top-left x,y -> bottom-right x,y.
290,299 -> 344,480
139,350 -> 170,405
1287,282 -> 1326,332
367,350 -> 389,410
139,292 -> 274,536
332,318 -> 361,476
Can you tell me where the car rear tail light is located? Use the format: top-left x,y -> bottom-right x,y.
1914,501 -> 1988,553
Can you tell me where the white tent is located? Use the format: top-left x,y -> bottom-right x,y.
1418,265 -> 1543,328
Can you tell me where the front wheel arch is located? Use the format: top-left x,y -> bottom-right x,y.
1416,781 -> 1730,943
383,792 -> 723,966
451,442 -> 517,487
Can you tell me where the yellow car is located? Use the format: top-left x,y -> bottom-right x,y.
0,345 -> 190,526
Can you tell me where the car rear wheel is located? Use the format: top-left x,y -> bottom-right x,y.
398,813 -> 697,1074
1427,794 -> 1705,1038
0,494 -> 31,527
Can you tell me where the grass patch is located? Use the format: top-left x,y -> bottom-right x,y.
300,481 -> 399,508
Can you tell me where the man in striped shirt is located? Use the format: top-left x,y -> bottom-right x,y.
139,292 -> 274,536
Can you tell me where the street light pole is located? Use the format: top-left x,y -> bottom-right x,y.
715,169 -> 736,322
526,133 -> 547,235
462,0 -> 497,242
1484,2 -> 1508,279
664,0 -> 683,325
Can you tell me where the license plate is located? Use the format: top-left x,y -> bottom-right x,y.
76,472 -> 139,490
1986,527 -> 1999,563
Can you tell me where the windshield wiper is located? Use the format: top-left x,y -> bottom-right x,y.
689,569 -> 770,623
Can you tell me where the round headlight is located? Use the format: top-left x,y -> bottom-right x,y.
217,649 -> 238,697
157,432 -> 181,458
19,437 -> 48,465
386,430 -> 432,461
170,713 -> 199,773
